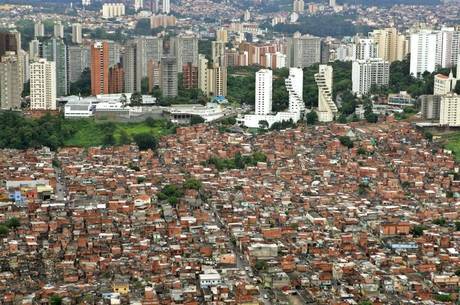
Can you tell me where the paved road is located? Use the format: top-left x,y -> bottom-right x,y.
53,163 -> 67,202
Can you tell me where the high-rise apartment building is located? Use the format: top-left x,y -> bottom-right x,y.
410,30 -> 438,77
29,39 -> 41,61
68,45 -> 90,83
34,21 -> 45,38
216,28 -> 228,43
91,41 -> 110,96
72,23 -> 82,44
315,65 -> 337,122
147,59 -> 161,92
434,72 -> 457,95
82,0 -> 91,6
286,67 -> 304,113
436,27 -> 460,69
160,56 -> 178,97
122,42 -> 139,93
107,41 -> 121,68
288,33 -> 321,68
211,41 -> 226,64
136,37 -> 163,88
293,0 -> 304,13
255,69 -> 273,115
162,0 -> 170,14
352,37 -> 377,60
134,0 -> 144,11
207,63 -> 227,97
43,38 -> 67,97
0,32 -> 18,58
109,63 -> 124,93
174,35 -> 198,73
198,54 -> 209,95
53,21 -> 64,39
42,38 -> 66,95
371,28 -> 408,63
102,3 -> 125,19
30,59 -> 56,110
440,93 -> 460,126
0,52 -> 21,110
352,58 -> 390,96
182,63 -> 198,89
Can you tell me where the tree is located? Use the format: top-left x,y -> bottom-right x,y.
306,111 -> 318,125
69,68 -> 91,96
152,86 -> 162,99
183,178 -> 202,190
141,77 -> 149,94
190,116 -> 205,125
5,218 -> 20,229
339,136 -> 353,149
145,117 -> 156,127
255,260 -> 268,271
410,225 -> 426,237
133,133 -> 157,151
0,225 -> 8,237
49,295 -> 63,305
258,120 -> 269,129
130,92 -> 143,106
118,129 -> 131,145
103,133 -> 116,146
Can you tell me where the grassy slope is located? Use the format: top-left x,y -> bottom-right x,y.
443,132 -> 460,162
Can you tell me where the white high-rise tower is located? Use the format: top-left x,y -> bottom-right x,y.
285,67 -> 304,113
255,69 -> 273,115
30,59 -> 56,110
315,65 -> 337,122
162,0 -> 170,14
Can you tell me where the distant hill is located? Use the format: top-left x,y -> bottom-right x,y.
339,0 -> 440,5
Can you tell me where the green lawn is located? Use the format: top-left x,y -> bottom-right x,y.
443,132 -> 460,162
63,119 -> 175,148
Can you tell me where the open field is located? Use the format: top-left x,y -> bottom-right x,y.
64,119 -> 175,147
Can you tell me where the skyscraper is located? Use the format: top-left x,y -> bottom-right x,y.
72,23 -> 82,44
293,0 -> 304,13
182,62 -> 198,89
410,30 -> 438,77
34,21 -> 44,38
91,41 -> 110,96
54,21 -> 64,39
352,37 -> 377,60
122,42 -> 139,93
109,63 -> 124,93
29,39 -> 41,61
288,33 -> 321,68
0,32 -> 18,58
174,35 -> 198,73
43,38 -> 67,97
371,28 -> 408,63
136,37 -> 163,90
207,63 -> 227,97
162,0 -> 170,14
134,0 -> 144,11
285,67 -> 304,113
198,54 -> 209,95
255,69 -> 273,115
160,56 -> 178,97
352,58 -> 390,96
67,45 -> 90,83
437,27 -> 460,69
0,52 -> 21,110
315,65 -> 337,122
30,59 -> 56,110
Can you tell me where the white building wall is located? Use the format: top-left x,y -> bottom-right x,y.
255,69 -> 272,115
